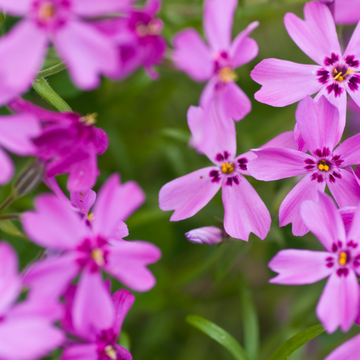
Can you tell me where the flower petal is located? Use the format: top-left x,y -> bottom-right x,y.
316,271 -> 359,333
324,333 -> 360,360
0,0 -> 32,15
203,0 -> 237,51
114,345 -> 133,360
335,0 -> 360,24
347,201 -> 360,246
159,167 -> 221,221
222,174 -> 271,240
71,189 -> 97,216
71,0 -> 127,16
60,344 -> 98,360
0,147 -> 14,185
301,191 -> 346,251
284,2 -> 341,65
279,174 -> 326,236
269,249 -> 332,284
185,226 -> 223,245
172,29 -> 213,82
251,59 -> 322,107
343,21 -> 360,60
112,289 -> 135,335
333,133 -> 360,167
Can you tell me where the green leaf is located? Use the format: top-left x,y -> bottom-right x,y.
0,220 -> 28,240
119,331 -> 131,351
267,324 -> 325,360
186,315 -> 249,360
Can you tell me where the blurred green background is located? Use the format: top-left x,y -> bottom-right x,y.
2,0 -> 360,359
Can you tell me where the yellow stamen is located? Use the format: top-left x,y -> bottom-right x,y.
318,160 -> 330,172
136,20 -> 161,37
339,251 -> 347,266
218,67 -> 238,83
91,248 -> 105,267
38,2 -> 56,22
221,162 -> 235,174
318,164 -> 324,171
80,113 -> 97,126
87,213 -> 95,222
333,68 -> 355,82
105,345 -> 117,360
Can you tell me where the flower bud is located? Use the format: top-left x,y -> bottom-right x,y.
185,226 -> 223,245
13,160 -> 45,197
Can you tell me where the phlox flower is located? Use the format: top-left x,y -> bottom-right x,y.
269,192 -> 360,333
9,98 -> 108,191
172,0 -> 259,121
323,333 -> 360,360
61,285 -> 134,360
251,1 -> 360,138
0,0 -> 128,104
96,0 -> 166,80
248,96 -> 360,236
22,173 -> 161,335
0,242 -> 64,360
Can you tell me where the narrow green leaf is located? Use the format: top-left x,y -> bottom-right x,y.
0,220 -> 28,240
268,324 -> 325,360
186,315 -> 249,360
119,331 -> 131,351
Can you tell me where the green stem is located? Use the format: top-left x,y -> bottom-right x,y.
0,194 -> 14,213
0,214 -> 20,221
37,62 -> 66,78
32,77 -> 72,112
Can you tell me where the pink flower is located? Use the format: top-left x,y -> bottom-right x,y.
248,96 -> 360,236
95,0 -> 166,80
172,0 -> 259,121
185,226 -> 223,245
22,173 -> 161,334
0,0 -> 123,104
251,1 -> 360,138
323,333 -> 360,360
269,192 -> 360,333
0,242 -> 64,360
9,98 -> 108,191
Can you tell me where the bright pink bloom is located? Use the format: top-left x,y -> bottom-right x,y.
22,174 -> 161,334
95,0 -> 166,80
0,0 -> 124,103
0,113 -> 40,184
323,334 -> 360,360
61,286 -> 134,360
0,242 -> 64,360
269,192 -> 360,333
251,1 -> 360,138
172,0 -> 259,121
185,226 -> 223,245
9,98 -> 108,191
248,96 -> 360,236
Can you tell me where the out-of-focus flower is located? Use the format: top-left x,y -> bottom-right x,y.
323,333 -> 360,359
0,242 -> 64,360
252,1 -> 360,139
172,0 -> 258,121
61,285 -> 134,360
269,192 -> 360,333
95,0 -> 166,80
9,98 -> 108,191
185,226 -> 223,245
248,96 -> 360,236
22,173 -> 161,334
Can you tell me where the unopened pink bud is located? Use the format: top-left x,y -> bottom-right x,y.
185,226 -> 223,245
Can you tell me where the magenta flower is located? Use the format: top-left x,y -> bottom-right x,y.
0,0 -> 123,103
61,286 -> 134,360
9,98 -> 108,191
269,192 -> 360,333
159,104 -> 276,241
0,242 -> 64,360
95,0 -> 166,80
251,1 -> 360,137
248,96 -> 360,236
22,173 -> 161,334
0,113 -> 40,184
323,334 -> 360,360
172,0 -> 259,121
185,226 -> 223,245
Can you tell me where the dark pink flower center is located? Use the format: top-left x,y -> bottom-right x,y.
77,237 -> 109,272
97,330 -> 118,360
32,0 -> 71,29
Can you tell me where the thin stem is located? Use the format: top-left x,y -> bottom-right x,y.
0,194 -> 14,213
37,62 -> 66,78
0,214 -> 20,221
32,77 -> 72,112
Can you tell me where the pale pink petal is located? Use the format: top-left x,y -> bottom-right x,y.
105,240 -> 161,292
339,207 -> 356,235
217,81 -> 252,121
0,0 -> 32,15
251,59 -> 322,107
71,189 -> 97,215
296,96 -> 339,156
222,174 -> 271,240
54,20 -> 118,89
185,226 -> 223,245
294,123 -> 308,152
71,0 -> 125,16
301,192 -> 346,251
93,174 -> 145,238
328,168 -> 360,208
0,21 -> 47,103
199,77 -> 218,110
247,148 -> 309,181
343,21 -> 360,59
159,167 -> 221,221
111,221 -> 129,240
187,106 -> 207,154
60,344 -> 98,360
347,202 -> 360,245
230,21 -> 259,68
112,289 -> 135,335
0,148 -> 14,185
284,2 -> 341,65
279,174 -> 326,236
43,175 -> 73,206
203,0 -> 237,51
73,270 -> 115,335
324,334 -> 360,360
22,194 -> 88,250
335,0 -> 360,24
269,249 -> 332,284
316,271 -> 359,333
0,317 -> 64,360
333,133 -> 360,167
172,29 -> 213,82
